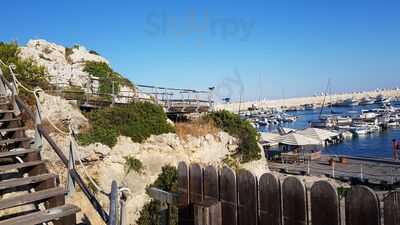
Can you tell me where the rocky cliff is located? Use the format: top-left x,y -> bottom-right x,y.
18,39 -> 134,94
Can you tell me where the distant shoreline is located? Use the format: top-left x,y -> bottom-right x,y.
214,89 -> 400,112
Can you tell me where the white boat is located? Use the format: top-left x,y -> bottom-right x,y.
359,97 -> 376,106
335,98 -> 359,107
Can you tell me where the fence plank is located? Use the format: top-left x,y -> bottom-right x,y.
220,167 -> 237,225
237,170 -> 258,225
259,173 -> 281,225
178,162 -> 192,225
204,165 -> 219,201
310,181 -> 340,225
190,163 -> 203,204
282,176 -> 307,225
345,186 -> 380,225
384,191 -> 400,225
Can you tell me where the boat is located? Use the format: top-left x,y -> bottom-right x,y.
375,95 -> 392,105
334,98 -> 359,107
303,104 -> 315,111
359,97 -> 376,106
351,125 -> 370,135
310,116 -> 336,128
336,116 -> 352,126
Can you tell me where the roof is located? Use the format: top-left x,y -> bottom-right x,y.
279,133 -> 321,146
297,128 -> 338,142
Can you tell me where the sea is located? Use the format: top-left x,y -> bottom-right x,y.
259,103 -> 400,159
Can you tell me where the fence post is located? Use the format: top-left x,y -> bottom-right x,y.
237,170 -> 257,225
259,173 -> 281,225
310,181 -> 340,225
345,185 -> 380,225
282,177 -> 308,225
384,191 -> 400,225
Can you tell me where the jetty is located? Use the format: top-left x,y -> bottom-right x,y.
269,154 -> 400,187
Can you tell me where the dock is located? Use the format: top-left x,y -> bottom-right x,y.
269,155 -> 400,187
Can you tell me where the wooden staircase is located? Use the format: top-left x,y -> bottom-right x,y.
0,96 -> 80,225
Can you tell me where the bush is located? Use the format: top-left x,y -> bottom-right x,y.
124,156 -> 143,174
0,42 -> 50,98
78,101 -> 175,147
83,61 -> 134,94
137,165 -> 178,225
205,110 -> 261,163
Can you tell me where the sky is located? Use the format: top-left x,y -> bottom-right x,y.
1,0 -> 400,101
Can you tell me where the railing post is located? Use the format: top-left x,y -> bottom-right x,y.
0,68 -> 7,97
108,181 -> 119,225
119,191 -> 128,225
67,136 -> 77,196
31,108 -> 43,150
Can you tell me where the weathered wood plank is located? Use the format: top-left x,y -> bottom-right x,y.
0,173 -> 56,191
220,166 -> 237,225
204,165 -> 219,201
259,173 -> 281,225
0,187 -> 66,210
190,163 -> 203,204
0,160 -> 45,172
237,170 -> 257,225
345,186 -> 380,225
310,181 -> 340,225
384,191 -> 400,225
0,204 -> 80,225
282,176 -> 307,225
178,162 -> 192,225
178,162 -> 190,206
194,200 -> 222,225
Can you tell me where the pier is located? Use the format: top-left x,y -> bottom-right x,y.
269,154 -> 400,187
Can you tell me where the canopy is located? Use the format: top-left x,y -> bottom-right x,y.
279,133 -> 321,146
297,128 -> 338,142
260,132 -> 282,143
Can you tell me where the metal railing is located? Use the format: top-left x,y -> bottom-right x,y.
0,68 -> 126,225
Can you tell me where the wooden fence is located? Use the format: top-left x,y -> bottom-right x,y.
177,162 -> 400,225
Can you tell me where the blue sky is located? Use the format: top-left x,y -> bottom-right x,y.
1,0 -> 399,101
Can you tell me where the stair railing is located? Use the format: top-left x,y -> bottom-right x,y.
0,66 -> 127,225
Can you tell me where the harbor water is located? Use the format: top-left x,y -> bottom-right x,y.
260,103 -> 400,159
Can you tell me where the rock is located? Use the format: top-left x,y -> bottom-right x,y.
18,39 -> 136,96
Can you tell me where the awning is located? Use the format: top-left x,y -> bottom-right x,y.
279,133 -> 321,146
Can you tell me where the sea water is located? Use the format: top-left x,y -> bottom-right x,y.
260,103 -> 400,159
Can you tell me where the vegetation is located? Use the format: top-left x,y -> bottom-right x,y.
137,165 -> 178,225
0,42 -> 50,99
175,118 -> 219,140
83,61 -> 134,95
204,110 -> 261,163
78,102 -> 175,147
124,156 -> 143,174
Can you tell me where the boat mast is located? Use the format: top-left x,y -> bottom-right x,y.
319,78 -> 331,118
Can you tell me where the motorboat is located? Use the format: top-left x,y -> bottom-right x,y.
334,98 -> 359,107
359,97 -> 376,106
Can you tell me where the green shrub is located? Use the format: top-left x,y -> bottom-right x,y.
138,165 -> 178,225
124,156 -> 143,174
0,42 -> 50,99
83,61 -> 134,94
78,101 -> 175,147
205,110 -> 261,163
89,50 -> 100,55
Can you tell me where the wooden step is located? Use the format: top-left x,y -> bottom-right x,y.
0,204 -> 80,225
0,148 -> 38,158
0,110 -> 15,114
0,173 -> 56,191
0,187 -> 67,210
0,117 -> 21,123
0,137 -> 32,145
0,127 -> 26,133
0,160 -> 45,172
